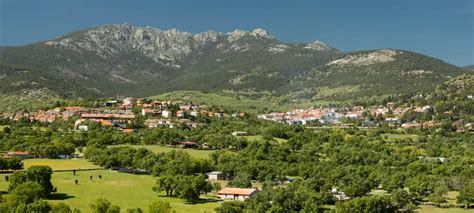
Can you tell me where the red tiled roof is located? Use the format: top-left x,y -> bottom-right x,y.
100,120 -> 113,126
8,151 -> 31,155
81,113 -> 135,119
122,128 -> 134,133
177,141 -> 198,145
217,188 -> 259,196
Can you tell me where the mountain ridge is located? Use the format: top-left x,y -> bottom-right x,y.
0,24 -> 468,101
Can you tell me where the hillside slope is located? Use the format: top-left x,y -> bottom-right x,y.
0,24 -> 468,100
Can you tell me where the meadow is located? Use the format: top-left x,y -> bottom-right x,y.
0,159 -> 219,212
237,135 -> 287,144
0,159 -> 468,212
22,158 -> 101,171
111,145 -> 215,159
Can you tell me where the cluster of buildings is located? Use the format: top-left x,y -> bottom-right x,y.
2,106 -> 87,123
258,103 -> 439,129
1,97 -> 247,132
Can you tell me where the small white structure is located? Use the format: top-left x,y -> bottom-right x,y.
58,154 -> 71,159
190,111 -> 199,117
231,131 -> 248,136
77,125 -> 88,131
207,171 -> 224,180
331,188 -> 350,201
217,187 -> 259,201
162,110 -> 171,118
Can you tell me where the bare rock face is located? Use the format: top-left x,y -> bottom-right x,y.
327,49 -> 400,66
304,40 -> 331,51
45,24 -> 282,66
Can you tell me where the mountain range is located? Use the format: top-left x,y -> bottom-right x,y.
0,23 -> 469,101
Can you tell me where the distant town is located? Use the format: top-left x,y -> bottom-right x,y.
3,96 -> 473,134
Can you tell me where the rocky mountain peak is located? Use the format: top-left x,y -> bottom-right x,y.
304,40 -> 332,51
226,28 -> 274,42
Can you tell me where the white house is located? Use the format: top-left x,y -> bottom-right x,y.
190,111 -> 199,117
231,131 -> 248,136
217,188 -> 259,201
206,171 -> 224,180
162,110 -> 171,118
77,125 -> 88,131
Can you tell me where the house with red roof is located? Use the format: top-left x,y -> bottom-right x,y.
217,187 -> 260,201
6,151 -> 33,159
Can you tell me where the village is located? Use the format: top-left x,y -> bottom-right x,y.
1,97 -> 247,133
2,97 -> 474,135
258,102 -> 474,132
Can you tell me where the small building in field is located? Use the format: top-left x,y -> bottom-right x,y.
232,131 -> 248,136
77,125 -> 88,131
176,141 -> 199,148
122,128 -> 135,134
7,151 -> 33,159
217,187 -> 259,201
207,171 -> 224,180
58,154 -> 71,159
401,122 -> 421,129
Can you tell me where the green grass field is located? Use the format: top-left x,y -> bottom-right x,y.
238,135 -> 287,144
417,205 -> 471,213
111,145 -> 214,159
22,158 -> 101,171
0,171 -> 219,212
0,159 -> 219,212
0,125 -> 7,131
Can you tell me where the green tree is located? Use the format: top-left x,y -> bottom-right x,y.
51,202 -> 72,213
391,189 -> 411,209
126,208 -> 144,213
7,156 -> 23,170
154,175 -> 178,196
457,182 -> 474,208
428,184 -> 448,204
335,195 -> 395,212
212,182 -> 222,192
107,205 -> 121,213
215,201 -> 244,213
228,173 -> 252,188
148,200 -> 172,213
90,198 -> 111,213
25,200 -> 52,213
175,175 -> 212,202
5,181 -> 46,207
25,165 -> 55,195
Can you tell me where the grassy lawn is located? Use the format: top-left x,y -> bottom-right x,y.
446,191 -> 460,205
0,170 -> 220,212
381,133 -> 420,142
22,158 -> 101,171
417,205 -> 471,213
111,145 -> 214,159
238,135 -> 287,144
0,125 -> 8,131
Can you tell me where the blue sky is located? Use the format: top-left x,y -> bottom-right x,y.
0,0 -> 473,66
